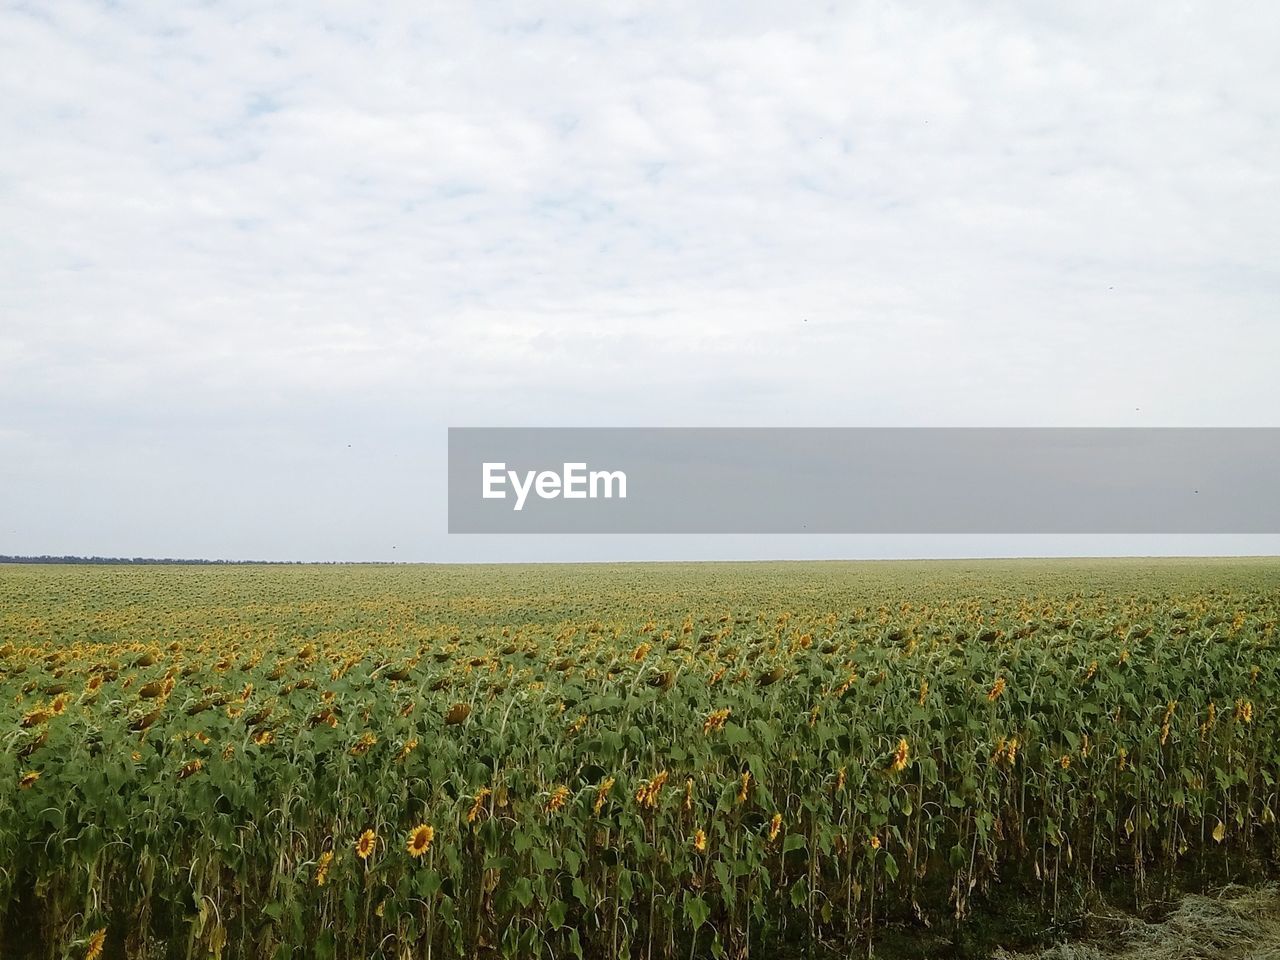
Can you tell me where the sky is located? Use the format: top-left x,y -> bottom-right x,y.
1,1 -> 1278,562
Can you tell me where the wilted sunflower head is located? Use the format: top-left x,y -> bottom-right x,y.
406,824 -> 434,858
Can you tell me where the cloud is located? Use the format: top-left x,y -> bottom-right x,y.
1,1 -> 1278,558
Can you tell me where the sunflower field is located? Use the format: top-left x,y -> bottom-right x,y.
2,559 -> 1279,959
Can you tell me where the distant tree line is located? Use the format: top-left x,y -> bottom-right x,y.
0,556 -> 315,565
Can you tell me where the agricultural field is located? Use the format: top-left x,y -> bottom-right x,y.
2,558 -> 1279,959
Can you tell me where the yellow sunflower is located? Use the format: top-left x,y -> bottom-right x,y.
85,927 -> 107,960
467,787 -> 492,824
593,777 -> 615,815
545,785 -> 570,813
314,850 -> 333,886
889,737 -> 910,773
355,829 -> 377,860
406,824 -> 434,858
18,770 -> 40,790
702,708 -> 731,735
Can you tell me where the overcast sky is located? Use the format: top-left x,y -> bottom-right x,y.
2,2 -> 1278,561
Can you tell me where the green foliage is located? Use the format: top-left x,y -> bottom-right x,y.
1,558 -> 1278,958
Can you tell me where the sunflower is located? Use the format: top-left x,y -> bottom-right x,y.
634,770 -> 669,809
84,927 -> 107,960
702,708 -> 731,735
176,759 -> 203,780
736,771 -> 752,805
889,738 -> 910,773
468,787 -> 492,824
355,829 -> 377,860
545,785 -> 570,814
593,777 -> 615,815
768,813 -> 783,842
987,677 -> 1006,702
868,835 -> 881,850
18,770 -> 40,790
406,824 -> 434,858
693,829 -> 707,853
314,850 -> 334,886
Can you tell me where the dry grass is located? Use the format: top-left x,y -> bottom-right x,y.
1000,885 -> 1280,960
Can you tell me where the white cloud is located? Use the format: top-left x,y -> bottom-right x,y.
1,1 -> 1278,558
